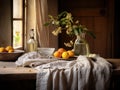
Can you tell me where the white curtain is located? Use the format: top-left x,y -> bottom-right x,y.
35,0 -> 50,47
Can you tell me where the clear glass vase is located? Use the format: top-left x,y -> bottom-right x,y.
73,34 -> 90,56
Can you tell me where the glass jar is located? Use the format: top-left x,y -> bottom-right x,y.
73,34 -> 90,56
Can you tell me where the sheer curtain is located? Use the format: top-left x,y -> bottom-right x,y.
35,0 -> 49,47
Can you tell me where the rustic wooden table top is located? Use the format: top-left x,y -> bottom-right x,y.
0,59 -> 120,80
0,61 -> 37,80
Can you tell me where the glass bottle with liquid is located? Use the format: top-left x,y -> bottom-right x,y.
27,29 -> 37,52
73,34 -> 90,56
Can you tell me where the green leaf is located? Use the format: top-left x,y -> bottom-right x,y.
86,31 -> 96,39
74,28 -> 79,35
58,11 -> 68,19
78,27 -> 82,34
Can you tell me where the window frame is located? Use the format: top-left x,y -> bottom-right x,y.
12,0 -> 26,50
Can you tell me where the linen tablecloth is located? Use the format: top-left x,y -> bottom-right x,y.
15,52 -> 112,90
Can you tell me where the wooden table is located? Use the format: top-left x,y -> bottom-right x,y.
0,59 -> 120,77
0,59 -> 120,90
106,59 -> 120,75
0,61 -> 38,90
0,61 -> 37,80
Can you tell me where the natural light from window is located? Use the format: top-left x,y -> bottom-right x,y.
13,21 -> 23,48
13,0 -> 23,48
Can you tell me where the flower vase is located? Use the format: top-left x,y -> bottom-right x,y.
73,34 -> 90,56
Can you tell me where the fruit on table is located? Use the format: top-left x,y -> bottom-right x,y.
67,50 -> 74,57
62,51 -> 70,59
0,47 -> 6,52
53,51 -> 62,58
5,46 -> 14,53
57,48 -> 66,54
53,48 -> 74,59
0,46 -> 14,53
8,48 -> 14,53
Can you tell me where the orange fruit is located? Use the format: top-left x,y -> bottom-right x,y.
57,48 -> 66,54
8,48 -> 14,53
62,51 -> 70,59
0,47 -> 6,52
53,51 -> 62,58
67,50 -> 74,57
5,46 -> 14,52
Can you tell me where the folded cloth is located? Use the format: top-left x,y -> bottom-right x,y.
36,55 -> 112,90
15,51 -> 58,67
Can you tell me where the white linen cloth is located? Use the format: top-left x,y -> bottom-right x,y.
15,52 -> 112,90
15,51 -> 58,67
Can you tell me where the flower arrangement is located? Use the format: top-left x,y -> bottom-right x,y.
45,11 -> 96,47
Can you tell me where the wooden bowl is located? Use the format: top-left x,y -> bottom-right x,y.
0,50 -> 25,61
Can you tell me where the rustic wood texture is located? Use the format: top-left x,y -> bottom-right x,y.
0,59 -> 120,77
0,61 -> 37,80
0,59 -> 120,90
58,0 -> 114,58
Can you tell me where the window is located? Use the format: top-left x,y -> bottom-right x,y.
12,0 -> 26,49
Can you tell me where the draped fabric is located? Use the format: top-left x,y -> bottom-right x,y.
35,56 -> 112,90
35,0 -> 49,47
15,51 -> 112,90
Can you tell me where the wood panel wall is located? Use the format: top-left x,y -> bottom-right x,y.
58,0 -> 114,58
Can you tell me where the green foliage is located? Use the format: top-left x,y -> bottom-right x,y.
44,11 -> 96,47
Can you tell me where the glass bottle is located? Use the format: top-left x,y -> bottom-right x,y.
27,29 -> 37,52
73,34 -> 90,56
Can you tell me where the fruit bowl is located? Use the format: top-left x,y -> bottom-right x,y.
0,50 -> 25,61
37,48 -> 55,57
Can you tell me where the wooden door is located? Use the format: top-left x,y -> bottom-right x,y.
58,0 -> 114,58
